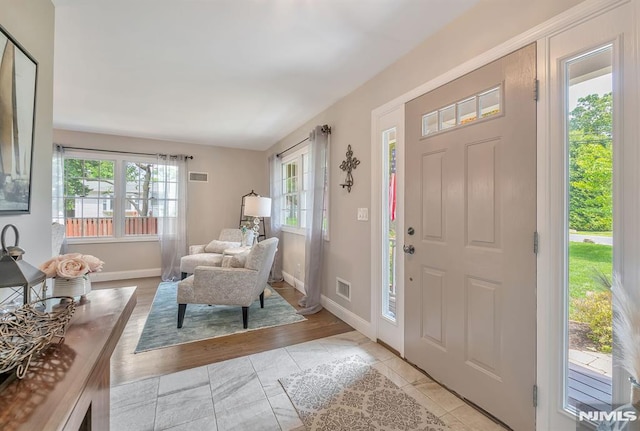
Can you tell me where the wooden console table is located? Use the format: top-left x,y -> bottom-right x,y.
0,286 -> 136,431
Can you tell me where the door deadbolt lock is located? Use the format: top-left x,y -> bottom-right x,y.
403,245 -> 415,254
407,227 -> 415,236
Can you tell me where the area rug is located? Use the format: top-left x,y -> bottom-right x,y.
135,282 -> 306,353
279,355 -> 448,431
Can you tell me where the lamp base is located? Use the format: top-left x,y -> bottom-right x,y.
252,217 -> 260,244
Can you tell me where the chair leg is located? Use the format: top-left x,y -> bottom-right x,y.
177,304 -> 187,328
242,306 -> 248,329
181,272 -> 187,280
260,291 -> 265,308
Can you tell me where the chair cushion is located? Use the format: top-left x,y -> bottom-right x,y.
180,253 -> 223,274
204,240 -> 241,253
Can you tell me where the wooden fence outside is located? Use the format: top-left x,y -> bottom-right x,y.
65,217 -> 158,237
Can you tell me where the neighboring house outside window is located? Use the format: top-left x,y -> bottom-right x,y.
60,150 -> 177,242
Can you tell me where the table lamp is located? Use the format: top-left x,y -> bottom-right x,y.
244,196 -> 271,244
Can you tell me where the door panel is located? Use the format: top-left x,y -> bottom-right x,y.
405,43 -> 537,431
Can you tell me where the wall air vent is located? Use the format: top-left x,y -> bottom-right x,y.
336,277 -> 351,301
189,172 -> 209,182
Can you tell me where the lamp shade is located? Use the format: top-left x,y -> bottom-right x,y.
244,196 -> 271,217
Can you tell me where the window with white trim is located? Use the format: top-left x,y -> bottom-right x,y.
60,151 -> 177,241
281,148 -> 309,230
279,146 -> 329,238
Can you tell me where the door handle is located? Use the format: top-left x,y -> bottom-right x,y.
403,245 -> 415,255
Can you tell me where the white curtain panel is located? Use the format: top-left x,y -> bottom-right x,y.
298,125 -> 328,315
269,154 -> 284,282
52,145 -> 65,226
156,155 -> 188,281
52,144 -> 67,254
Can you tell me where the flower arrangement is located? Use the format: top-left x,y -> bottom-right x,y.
240,223 -> 252,246
39,253 -> 104,279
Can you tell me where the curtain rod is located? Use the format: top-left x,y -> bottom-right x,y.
276,124 -> 332,158
276,137 -> 309,159
59,145 -> 193,159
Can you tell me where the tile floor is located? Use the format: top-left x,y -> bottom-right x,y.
111,331 -> 509,431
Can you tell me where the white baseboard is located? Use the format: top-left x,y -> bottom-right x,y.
89,268 -> 161,282
282,270 -> 374,340
282,270 -> 305,294
321,294 -> 375,340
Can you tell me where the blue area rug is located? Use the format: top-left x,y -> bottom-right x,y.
135,282 -> 306,353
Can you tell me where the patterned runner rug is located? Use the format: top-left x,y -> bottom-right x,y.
279,355 -> 448,430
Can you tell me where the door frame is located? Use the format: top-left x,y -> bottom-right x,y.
537,1 -> 639,428
371,105 -> 406,355
369,0 -> 637,429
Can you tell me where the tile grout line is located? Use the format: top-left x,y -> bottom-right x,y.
206,364 -> 219,431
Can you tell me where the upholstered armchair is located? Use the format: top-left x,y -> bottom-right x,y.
180,228 -> 254,279
177,237 -> 279,329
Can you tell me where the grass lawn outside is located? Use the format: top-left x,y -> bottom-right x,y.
569,241 -> 612,318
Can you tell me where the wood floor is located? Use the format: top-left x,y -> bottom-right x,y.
92,277 -> 353,386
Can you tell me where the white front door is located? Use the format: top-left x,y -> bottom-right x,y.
404,43 -> 537,431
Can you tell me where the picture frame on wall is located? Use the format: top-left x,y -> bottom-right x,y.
0,24 -> 38,214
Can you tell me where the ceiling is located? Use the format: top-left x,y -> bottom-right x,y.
53,0 -> 479,150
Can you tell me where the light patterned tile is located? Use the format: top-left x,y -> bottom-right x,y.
111,400 -> 156,431
155,385 -> 214,430
450,404 -> 507,431
256,360 -> 301,397
371,361 -> 411,388
413,380 -> 465,412
111,377 -> 159,410
440,413 -> 474,431
361,341 -> 397,362
401,384 -> 447,418
215,398 -> 280,431
158,365 -> 209,396
249,348 -> 295,372
325,330 -> 370,344
286,341 -> 334,370
166,415 -> 217,431
384,357 -> 429,383
250,348 -> 301,397
327,345 -> 379,364
268,393 -> 303,431
212,371 -> 266,413
207,356 -> 253,379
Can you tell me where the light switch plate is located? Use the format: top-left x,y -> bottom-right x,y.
357,208 -> 368,221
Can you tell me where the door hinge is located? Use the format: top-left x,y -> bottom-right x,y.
534,79 -> 539,101
533,384 -> 538,407
533,231 -> 539,254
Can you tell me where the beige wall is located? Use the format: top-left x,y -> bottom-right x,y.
54,130 -> 267,274
0,0 -> 55,267
268,0 -> 585,321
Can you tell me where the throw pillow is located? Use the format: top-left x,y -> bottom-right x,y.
229,250 -> 250,268
245,243 -> 267,271
221,250 -> 250,268
204,240 -> 241,253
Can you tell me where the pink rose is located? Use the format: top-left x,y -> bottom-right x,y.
60,253 -> 82,260
38,258 -> 59,278
82,255 -> 104,272
56,257 -> 90,278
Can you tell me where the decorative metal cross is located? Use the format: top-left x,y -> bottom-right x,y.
339,145 -> 360,193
